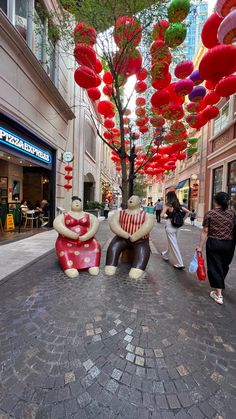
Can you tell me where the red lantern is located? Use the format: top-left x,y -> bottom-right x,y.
135,107 -> 146,117
124,109 -> 131,116
113,49 -> 142,77
97,100 -> 115,118
123,117 -> 130,125
135,81 -> 147,93
205,80 -> 217,90
186,102 -> 201,113
137,68 -> 148,80
215,75 -> 236,97
152,20 -> 170,41
64,184 -> 72,190
151,62 -> 169,79
202,106 -> 220,121
152,72 -> 171,89
136,117 -> 149,127
103,72 -> 113,84
73,22 -> 97,46
74,66 -> 101,89
170,121 -> 186,137
111,128 -> 121,137
150,115 -> 165,127
65,174 -> 73,181
65,165 -> 73,171
177,152 -> 186,160
151,89 -> 171,109
135,97 -> 146,106
167,83 -> 185,104
104,119 -> 115,129
139,125 -> 149,134
175,79 -> 194,96
87,87 -> 101,101
203,91 -> 221,105
74,43 -> 96,69
95,59 -> 103,73
114,16 -> 142,47
162,104 -> 184,120
199,45 -> 236,82
104,131 -> 112,140
150,40 -> 172,64
174,60 -> 194,79
103,85 -> 113,96
201,13 -> 223,48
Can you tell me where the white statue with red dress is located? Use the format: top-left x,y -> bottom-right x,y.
53,196 -> 101,278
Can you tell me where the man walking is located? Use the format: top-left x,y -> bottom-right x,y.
154,199 -> 163,223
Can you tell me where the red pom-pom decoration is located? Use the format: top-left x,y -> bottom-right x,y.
152,20 -> 170,41
137,68 -> 148,80
65,165 -> 73,171
65,175 -> 73,181
95,59 -> 103,73
139,125 -> 149,134
103,85 -> 113,96
135,107 -> 146,117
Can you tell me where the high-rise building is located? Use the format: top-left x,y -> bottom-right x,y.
183,1 -> 208,60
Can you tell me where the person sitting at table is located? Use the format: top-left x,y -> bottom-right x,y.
20,200 -> 28,214
36,199 -> 49,227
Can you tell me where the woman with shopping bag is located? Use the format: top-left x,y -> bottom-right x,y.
197,192 -> 235,305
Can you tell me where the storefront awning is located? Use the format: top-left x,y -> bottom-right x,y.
176,179 -> 188,189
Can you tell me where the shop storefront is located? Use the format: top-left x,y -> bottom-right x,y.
209,159 -> 236,211
0,112 -> 56,229
175,179 -> 190,206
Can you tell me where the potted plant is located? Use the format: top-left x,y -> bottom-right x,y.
85,201 -> 103,217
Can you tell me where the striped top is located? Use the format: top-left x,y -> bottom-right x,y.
203,208 -> 235,240
119,210 -> 148,239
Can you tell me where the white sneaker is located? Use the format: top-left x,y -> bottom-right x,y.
210,291 -> 223,305
174,264 -> 185,269
161,252 -> 168,261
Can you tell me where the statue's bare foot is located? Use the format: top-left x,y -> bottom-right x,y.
88,267 -> 99,276
129,268 -> 144,279
105,265 -> 117,276
64,268 -> 79,278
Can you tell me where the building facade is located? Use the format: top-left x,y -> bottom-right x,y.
183,1 -> 208,60
0,0 -> 116,230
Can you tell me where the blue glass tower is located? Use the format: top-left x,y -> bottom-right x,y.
183,1 -> 208,60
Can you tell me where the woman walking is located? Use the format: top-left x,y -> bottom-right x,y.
197,192 -> 235,305
161,191 -> 189,269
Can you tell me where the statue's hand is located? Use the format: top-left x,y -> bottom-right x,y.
78,234 -> 88,242
69,232 -> 79,240
129,234 -> 137,242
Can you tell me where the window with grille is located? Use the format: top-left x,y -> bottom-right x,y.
86,124 -> 96,159
213,102 -> 229,135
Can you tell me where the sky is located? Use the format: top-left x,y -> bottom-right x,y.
208,0 -> 216,13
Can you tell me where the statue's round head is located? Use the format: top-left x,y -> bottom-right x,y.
128,195 -> 141,209
71,196 -> 82,212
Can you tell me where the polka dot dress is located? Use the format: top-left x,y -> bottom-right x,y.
55,212 -> 101,271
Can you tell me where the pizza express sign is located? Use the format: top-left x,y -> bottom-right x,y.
0,127 -> 52,164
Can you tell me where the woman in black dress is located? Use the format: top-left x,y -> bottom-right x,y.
197,192 -> 235,305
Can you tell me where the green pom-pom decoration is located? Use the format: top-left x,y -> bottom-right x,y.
188,137 -> 198,144
165,23 -> 187,48
168,0 -> 190,23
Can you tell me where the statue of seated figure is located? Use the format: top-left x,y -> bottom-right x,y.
53,196 -> 101,278
105,195 -> 155,279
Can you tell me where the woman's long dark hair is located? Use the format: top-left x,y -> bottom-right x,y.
166,191 -> 181,210
214,192 -> 229,211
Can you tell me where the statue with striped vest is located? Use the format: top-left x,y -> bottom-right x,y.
105,195 -> 155,279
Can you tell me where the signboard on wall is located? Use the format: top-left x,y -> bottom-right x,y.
0,127 -> 52,164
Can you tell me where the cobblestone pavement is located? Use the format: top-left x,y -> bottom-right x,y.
0,221 -> 236,419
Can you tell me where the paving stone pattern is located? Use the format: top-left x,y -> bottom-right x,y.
0,222 -> 236,418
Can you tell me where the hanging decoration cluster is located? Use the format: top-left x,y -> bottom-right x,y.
64,165 -> 73,190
